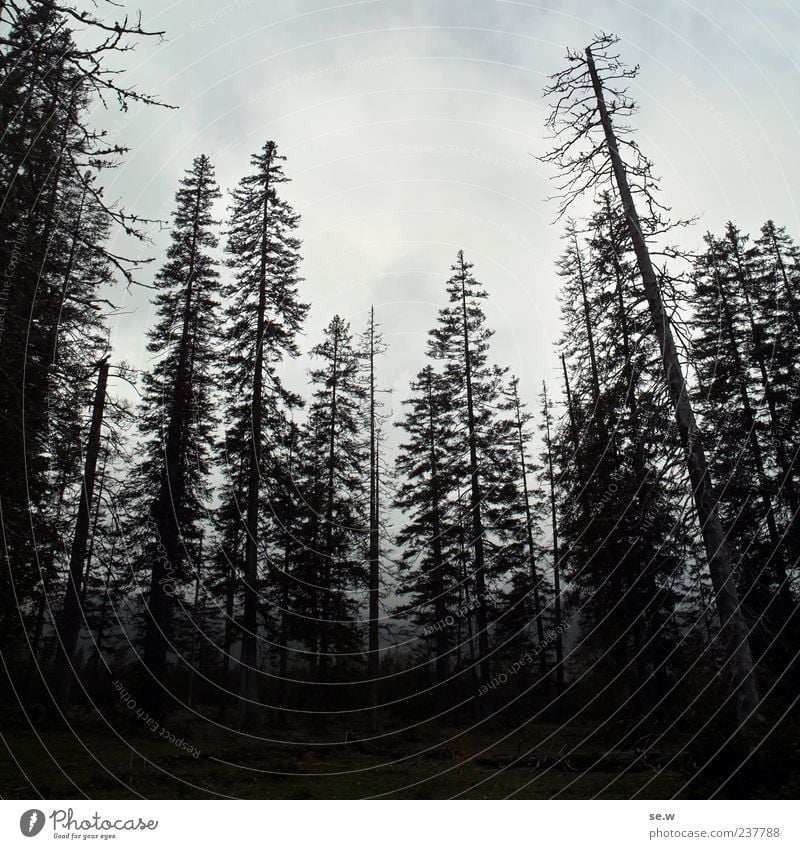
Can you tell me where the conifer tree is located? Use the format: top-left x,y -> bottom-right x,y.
133,155 -> 222,715
305,315 -> 367,685
208,437 -> 248,717
540,383 -> 565,696
0,0 -> 164,667
495,377 -> 548,678
726,223 -> 799,520
427,250 -> 513,685
361,307 -> 387,715
395,365 -> 460,685
691,226 -> 797,643
50,357 -> 109,712
750,220 -> 800,563
395,254 -> 525,696
540,32 -> 759,725
77,416 -> 138,701
219,141 -> 307,725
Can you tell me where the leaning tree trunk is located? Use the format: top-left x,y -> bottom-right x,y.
586,45 -> 760,726
89,545 -> 116,690
51,357 -> 109,714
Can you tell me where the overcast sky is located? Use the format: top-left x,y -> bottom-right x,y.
95,0 -> 800,430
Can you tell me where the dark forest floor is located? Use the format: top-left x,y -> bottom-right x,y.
0,705 -> 738,799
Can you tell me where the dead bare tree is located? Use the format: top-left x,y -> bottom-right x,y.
539,33 -> 759,728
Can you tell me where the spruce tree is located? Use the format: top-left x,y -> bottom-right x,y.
751,220 -> 800,570
219,140 -> 307,724
395,365 -> 460,686
494,377 -> 549,679
361,307 -> 387,717
0,0 -> 164,674
305,315 -> 367,686
540,33 -> 759,725
427,250 -> 521,686
552,198 -> 684,713
691,226 -> 797,646
133,155 -> 222,715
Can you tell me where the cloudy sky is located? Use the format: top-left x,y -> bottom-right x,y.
95,0 -> 800,426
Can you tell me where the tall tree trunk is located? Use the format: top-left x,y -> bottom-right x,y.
188,531 -> 203,707
318,327 -> 339,684
25,463 -> 71,697
219,548 -> 237,719
89,546 -> 115,689
608,209 -> 658,701
459,263 -> 490,686
511,380 -> 546,677
586,45 -> 760,725
51,357 -> 109,713
80,444 -> 108,605
143,163 -> 205,718
542,384 -> 564,696
458,499 -> 481,712
426,372 -> 450,683
239,165 -> 270,728
367,307 -> 380,716
278,427 -> 296,719
278,561 -> 291,717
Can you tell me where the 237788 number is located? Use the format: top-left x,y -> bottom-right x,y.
734,828 -> 781,838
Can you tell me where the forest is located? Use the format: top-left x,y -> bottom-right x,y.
1,0 -> 799,800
